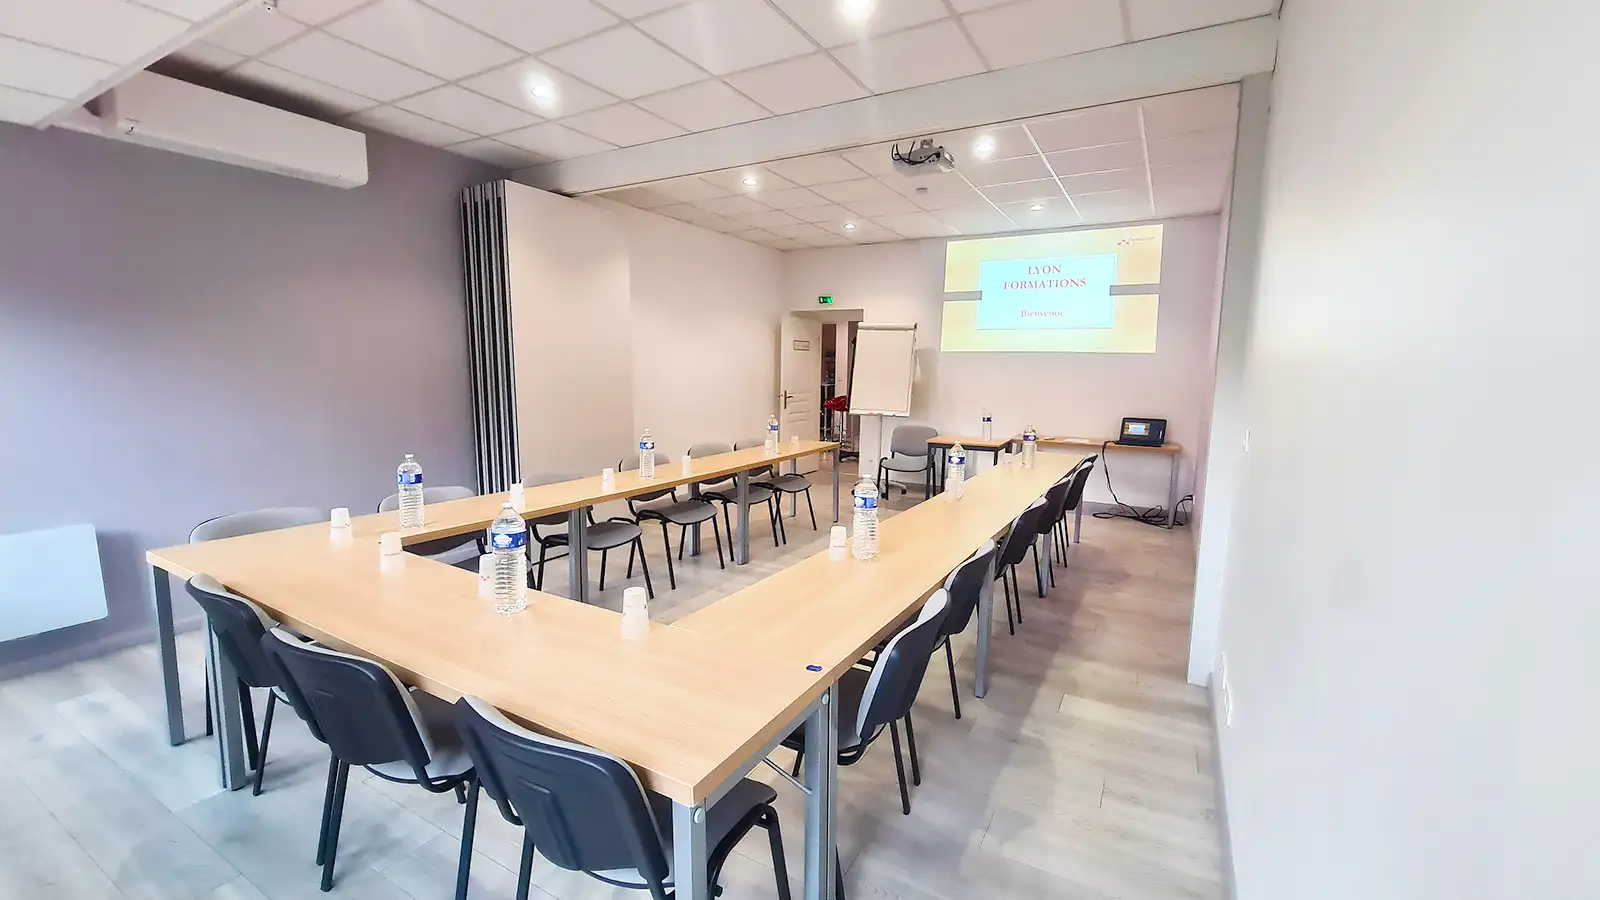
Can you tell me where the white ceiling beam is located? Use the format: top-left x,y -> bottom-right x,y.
516,15 -> 1279,196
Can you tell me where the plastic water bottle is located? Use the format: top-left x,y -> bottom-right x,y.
639,429 -> 656,479
766,415 -> 780,452
947,443 -> 967,499
396,454 -> 424,528
1022,426 -> 1038,469
852,477 -> 878,560
487,503 -> 528,614
981,409 -> 994,441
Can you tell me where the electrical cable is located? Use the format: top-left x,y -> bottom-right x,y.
1090,440 -> 1191,528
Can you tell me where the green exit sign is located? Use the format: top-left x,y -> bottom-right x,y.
818,295 -> 834,305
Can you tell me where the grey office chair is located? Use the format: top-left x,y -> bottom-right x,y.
734,437 -> 819,532
524,472 -> 654,600
619,451 -> 723,591
189,506 -> 328,739
876,424 -> 939,500
687,441 -> 786,554
377,484 -> 480,568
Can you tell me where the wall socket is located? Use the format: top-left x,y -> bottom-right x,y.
1219,653 -> 1235,726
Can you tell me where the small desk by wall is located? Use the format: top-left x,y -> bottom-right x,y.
1031,435 -> 1185,529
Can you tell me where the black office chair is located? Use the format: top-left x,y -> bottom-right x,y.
1057,455 -> 1098,554
377,484 -> 481,568
185,574 -> 291,796
260,629 -> 478,896
786,590 -> 950,817
618,451 -> 724,591
934,543 -> 997,720
994,499 -> 1048,634
524,472 -> 655,600
734,437 -> 820,532
687,441 -> 787,553
876,424 -> 939,499
453,694 -> 793,900
1030,478 -> 1076,596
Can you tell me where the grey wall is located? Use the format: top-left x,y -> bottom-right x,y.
1216,0 -> 1599,898
0,122 -> 502,677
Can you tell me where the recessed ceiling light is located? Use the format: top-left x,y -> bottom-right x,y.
1029,204 -> 1044,211
838,0 -> 874,23
742,175 -> 760,188
973,136 -> 996,159
527,80 -> 556,109
843,222 -> 857,230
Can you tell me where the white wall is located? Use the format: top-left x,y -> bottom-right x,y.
1216,2 -> 1600,899
782,217 -> 1224,508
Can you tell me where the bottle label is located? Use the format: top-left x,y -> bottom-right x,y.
983,416 -> 992,423
491,529 -> 527,550
950,454 -> 965,467
398,472 -> 423,486
854,495 -> 877,510
1024,434 -> 1036,443
641,440 -> 654,451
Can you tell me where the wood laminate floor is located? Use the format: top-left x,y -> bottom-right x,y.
0,469 -> 1220,900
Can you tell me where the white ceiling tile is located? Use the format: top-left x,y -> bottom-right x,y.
645,202 -> 701,220
842,224 -> 896,243
262,31 -> 443,101
878,169 -> 968,197
1026,102 -> 1143,152
910,191 -> 986,211
962,0 -> 1125,69
788,204 -> 855,224
874,212 -> 958,238
417,0 -> 616,54
326,0 -> 523,79
1081,206 -> 1154,225
700,166 -> 795,194
699,216 -> 749,233
540,27 -> 705,99
1150,160 -> 1231,195
764,154 -> 869,186
770,239 -> 809,250
948,0 -> 1012,10
935,207 -> 1015,234
647,177 -> 732,202
1059,167 -> 1148,194
728,228 -> 780,244
1147,128 -> 1235,165
806,233 -> 853,247
1154,191 -> 1223,218
349,104 -> 476,145
0,0 -> 187,64
0,84 -> 60,125
460,58 -> 618,119
734,210 -> 803,229
446,136 -> 548,167
230,60 -> 378,114
0,37 -> 114,99
496,122 -> 616,158
1070,187 -> 1152,214
810,178 -> 900,203
395,85 -> 539,135
278,0 -> 372,25
770,0 -> 949,48
634,80 -> 769,132
1045,140 -> 1146,175
1125,0 -> 1277,40
996,201 -> 1082,229
830,21 -> 985,93
202,5 -> 307,56
698,195 -> 768,216
980,178 -> 1065,204
167,41 -> 245,72
840,143 -> 897,176
134,0 -> 237,20
636,0 -> 812,75
766,222 -> 832,241
943,123 -> 1034,162
561,103 -> 684,146
597,186 -> 677,208
758,186 -> 830,209
723,53 -> 866,116
843,196 -> 920,217
600,0 -> 683,17
961,154 -> 1051,187
1141,84 -> 1240,138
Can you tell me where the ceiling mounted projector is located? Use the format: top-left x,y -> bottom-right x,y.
891,138 -> 955,176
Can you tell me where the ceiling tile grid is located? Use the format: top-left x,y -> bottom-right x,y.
595,84 -> 1241,250
142,0 -> 1269,168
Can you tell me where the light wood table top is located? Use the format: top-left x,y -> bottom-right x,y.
1028,435 -> 1184,455
926,434 -> 1016,450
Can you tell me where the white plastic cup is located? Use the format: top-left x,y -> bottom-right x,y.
681,454 -> 693,473
601,467 -> 616,488
829,525 -> 848,561
331,507 -> 351,529
380,532 -> 402,556
790,435 -> 800,447
477,554 -> 494,597
621,586 -> 650,639
508,483 -> 526,509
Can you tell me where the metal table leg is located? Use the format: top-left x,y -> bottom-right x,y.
673,800 -> 710,900
832,451 -> 840,524
687,483 -> 702,558
152,567 -> 185,746
566,509 -> 589,602
803,683 -> 840,900
735,470 -> 751,565
1166,454 -> 1180,527
975,553 -> 997,698
1074,499 -> 1084,544
206,630 -> 248,790
789,457 -> 799,517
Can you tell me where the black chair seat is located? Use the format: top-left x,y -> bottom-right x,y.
635,498 -> 718,526
543,520 -> 641,551
757,473 -> 811,493
368,690 -> 474,781
781,667 -> 870,753
703,484 -> 776,506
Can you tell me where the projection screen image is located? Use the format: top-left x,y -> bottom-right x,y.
940,223 -> 1165,352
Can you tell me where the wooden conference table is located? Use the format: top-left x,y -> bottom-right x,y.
145,442 -> 1077,900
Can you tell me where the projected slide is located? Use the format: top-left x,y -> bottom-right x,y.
941,224 -> 1164,353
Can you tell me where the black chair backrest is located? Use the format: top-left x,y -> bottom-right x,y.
686,442 -> 734,489
454,696 -> 671,895
733,438 -> 776,479
1063,456 -> 1098,510
185,575 -> 278,689
618,452 -> 676,505
1035,479 -> 1074,535
996,498 -> 1048,568
260,629 -> 434,781
857,590 -> 950,738
940,542 -> 997,638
